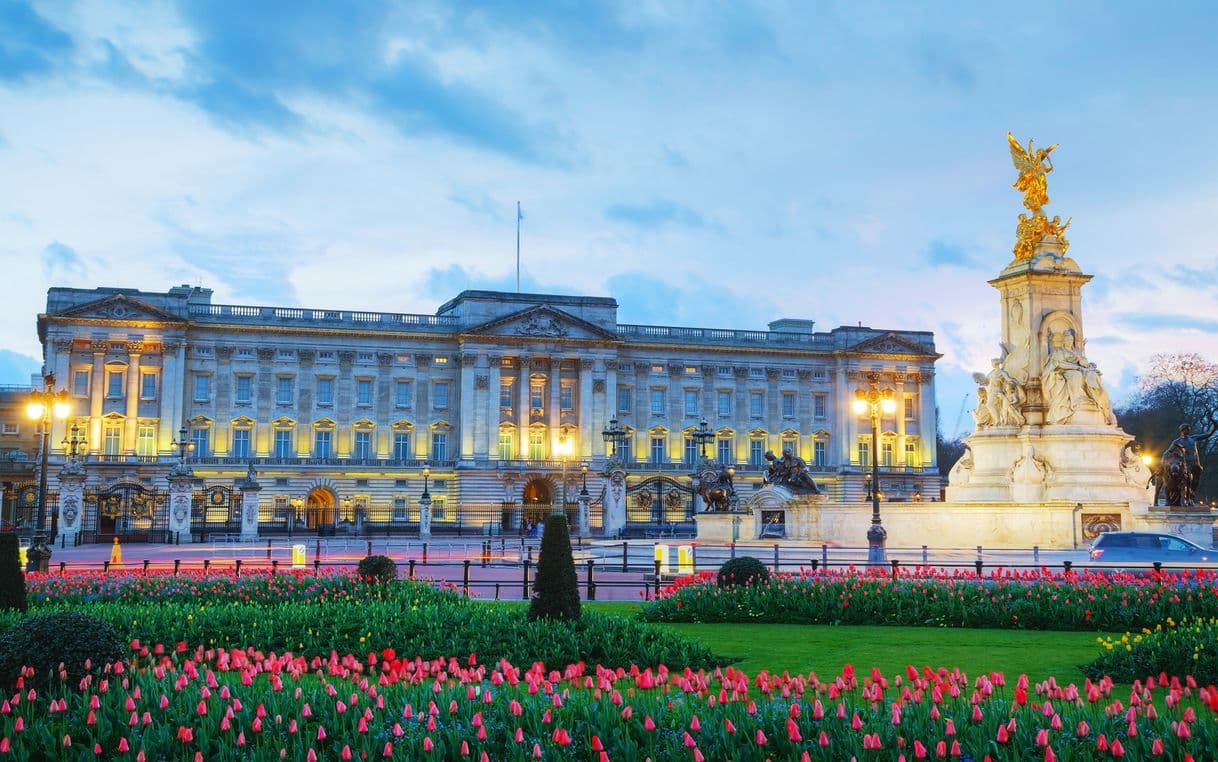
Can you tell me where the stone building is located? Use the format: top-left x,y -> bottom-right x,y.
0,383 -> 41,528
31,285 -> 940,541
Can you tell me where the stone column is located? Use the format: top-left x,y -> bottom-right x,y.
459,353 -> 477,461
602,468 -> 627,538
50,338 -> 72,451
485,355 -> 501,461
920,369 -> 937,468
55,461 -> 87,547
123,346 -> 142,454
577,489 -> 590,536
238,464 -> 262,541
170,341 -> 187,449
89,342 -> 105,454
418,493 -> 432,540
548,361 -> 561,454
600,360 -> 617,459
578,359 -> 594,459
517,359 -> 530,458
896,375 -> 908,467
158,341 -> 179,453
836,366 -> 853,466
167,463 -> 195,543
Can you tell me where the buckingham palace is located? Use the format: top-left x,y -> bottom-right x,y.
18,284 -> 941,542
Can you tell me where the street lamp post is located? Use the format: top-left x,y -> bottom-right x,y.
693,417 -> 714,463
419,465 -> 432,540
555,434 -> 573,516
602,418 -> 626,459
853,375 -> 896,567
25,374 -> 71,572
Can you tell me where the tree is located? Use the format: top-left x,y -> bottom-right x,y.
0,533 -> 27,612
1117,352 -> 1218,501
527,513 -> 581,622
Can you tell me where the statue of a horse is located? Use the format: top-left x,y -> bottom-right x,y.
697,469 -> 735,512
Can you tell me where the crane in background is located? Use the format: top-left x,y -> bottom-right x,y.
952,393 -> 972,440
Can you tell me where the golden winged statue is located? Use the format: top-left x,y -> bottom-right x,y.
1008,132 -> 1058,214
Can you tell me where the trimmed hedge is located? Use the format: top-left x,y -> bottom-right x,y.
717,556 -> 771,588
0,611 -> 124,689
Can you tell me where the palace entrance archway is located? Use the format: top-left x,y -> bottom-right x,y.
521,477 -> 553,529
305,487 -> 336,529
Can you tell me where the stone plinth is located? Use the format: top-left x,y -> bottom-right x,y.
55,465 -> 87,547
602,467 -> 627,538
1135,510 -> 1216,549
694,512 -> 751,543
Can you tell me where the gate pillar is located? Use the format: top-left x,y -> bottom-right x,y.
167,461 -> 194,542
237,463 -> 262,542
55,460 -> 87,547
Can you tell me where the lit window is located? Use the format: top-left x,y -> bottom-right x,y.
749,440 -> 764,466
498,430 -> 514,459
530,383 -> 544,410
274,430 -> 293,458
717,438 -> 733,464
499,382 -> 513,409
650,436 -> 666,464
858,440 -> 871,468
433,356 -> 448,365
528,430 -> 546,460
191,428 -> 209,457
683,436 -> 698,465
814,440 -> 827,466
393,497 -> 407,520
103,426 -> 121,456
431,432 -> 447,461
651,364 -> 664,374
882,441 -> 894,466
136,425 -> 156,456
905,440 -> 919,466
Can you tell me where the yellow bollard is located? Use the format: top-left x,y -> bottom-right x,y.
654,543 -> 670,574
109,537 -> 123,566
292,544 -> 306,569
677,545 -> 694,575
17,547 -> 27,569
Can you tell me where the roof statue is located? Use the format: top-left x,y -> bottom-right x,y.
1008,133 -> 1070,260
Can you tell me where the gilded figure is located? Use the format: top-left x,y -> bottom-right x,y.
1008,132 -> 1058,214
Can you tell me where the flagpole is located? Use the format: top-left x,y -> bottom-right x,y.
515,201 -> 521,293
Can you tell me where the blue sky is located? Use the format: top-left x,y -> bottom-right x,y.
3,1 -> 1218,437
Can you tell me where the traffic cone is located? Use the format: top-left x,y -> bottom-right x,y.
110,536 -> 123,566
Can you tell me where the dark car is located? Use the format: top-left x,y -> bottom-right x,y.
1088,531 -> 1213,569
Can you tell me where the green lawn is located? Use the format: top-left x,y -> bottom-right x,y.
580,602 -> 1101,682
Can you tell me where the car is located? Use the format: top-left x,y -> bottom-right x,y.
1087,531 -> 1213,570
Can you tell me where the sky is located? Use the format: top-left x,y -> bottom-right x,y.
3,1 -> 1218,438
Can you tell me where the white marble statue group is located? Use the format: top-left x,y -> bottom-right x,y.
972,328 -> 1115,429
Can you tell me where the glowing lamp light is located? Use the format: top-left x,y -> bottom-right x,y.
52,400 -> 71,419
1141,454 -> 1153,467
851,396 -> 868,415
880,397 -> 897,415
25,401 -> 45,421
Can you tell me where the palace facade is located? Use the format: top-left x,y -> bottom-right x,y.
25,285 -> 941,540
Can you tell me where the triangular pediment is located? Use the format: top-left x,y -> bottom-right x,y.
850,332 -> 937,357
54,293 -> 184,323
463,305 -> 619,341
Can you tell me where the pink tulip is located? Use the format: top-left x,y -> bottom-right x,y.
644,715 -> 656,731
756,729 -> 767,745
423,737 -> 434,752
383,742 -> 394,757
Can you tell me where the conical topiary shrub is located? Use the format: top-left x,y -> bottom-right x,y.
528,513 -> 581,621
0,533 -> 27,612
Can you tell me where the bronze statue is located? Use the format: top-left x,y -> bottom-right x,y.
1159,420 -> 1217,507
763,449 -> 821,494
697,465 -> 735,512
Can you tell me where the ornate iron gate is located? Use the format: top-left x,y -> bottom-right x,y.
82,482 -> 169,543
626,475 -> 695,526
191,485 -> 243,537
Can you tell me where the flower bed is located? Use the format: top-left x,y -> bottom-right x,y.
0,647 -> 1214,759
641,567 -> 1218,631
1086,617 -> 1218,684
3,572 -> 723,672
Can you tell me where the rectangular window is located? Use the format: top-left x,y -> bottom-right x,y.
530,383 -> 544,410
140,372 -> 157,400
905,392 -> 917,421
393,497 -> 407,520
191,428 -> 209,458
781,393 -> 796,418
0,423 -> 17,435
104,370 -> 123,399
316,378 -> 334,405
882,441 -> 894,467
650,389 -> 665,415
317,350 -> 334,362
717,391 -> 731,417
356,379 -> 373,406
782,369 -> 797,380
717,366 -> 732,377
560,385 -> 573,411
650,436 -> 666,464
278,350 -> 295,361
431,432 -> 447,461
73,370 -> 89,397
233,375 -> 252,404
814,393 -> 827,419
276,377 -> 293,405
749,440 -> 764,466
431,496 -> 446,520
395,380 -> 412,407
858,440 -> 871,468
617,386 -> 631,413
498,430 -> 514,460
354,431 -> 372,459
236,347 -> 254,358
274,430 -> 293,458
814,440 -> 827,467
651,364 -> 664,374
749,392 -> 763,418
683,437 -> 698,465
136,425 -> 156,456
813,369 -> 827,381
749,368 -> 764,379
499,382 -> 512,409
103,426 -> 121,455
357,352 -> 374,363
684,390 -> 698,417
393,432 -> 411,461
434,382 -> 450,410
528,430 -> 545,460
717,438 -> 733,465
192,374 -> 210,402
231,429 -> 251,459
905,440 -> 918,466
314,429 -> 332,459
